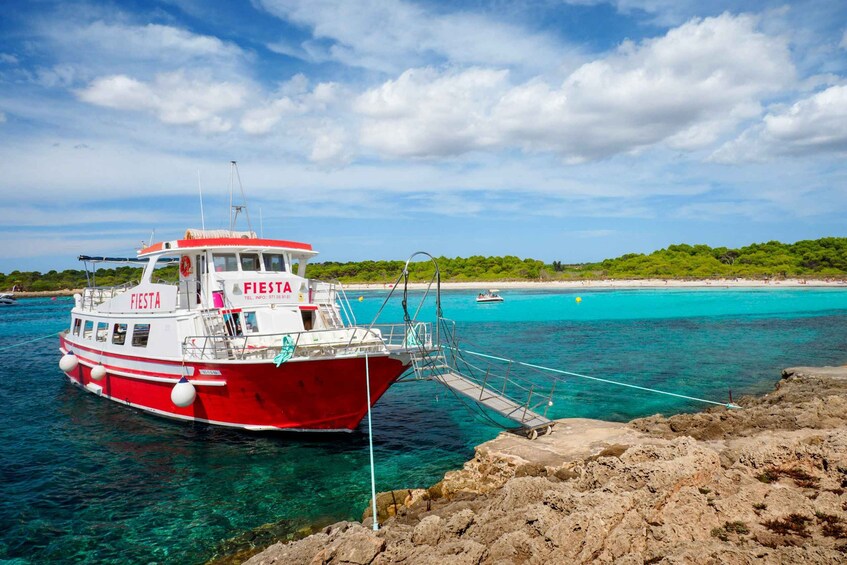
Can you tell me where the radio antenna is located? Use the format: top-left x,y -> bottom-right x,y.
228,161 -> 253,235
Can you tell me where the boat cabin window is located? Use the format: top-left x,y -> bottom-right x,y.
240,253 -> 260,271
83,320 -> 93,340
96,322 -> 108,342
72,318 -> 82,336
224,312 -> 242,336
243,311 -> 258,333
131,324 -> 150,347
112,323 -> 127,345
263,253 -> 286,272
213,253 -> 238,272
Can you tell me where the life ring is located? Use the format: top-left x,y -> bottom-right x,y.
179,255 -> 193,277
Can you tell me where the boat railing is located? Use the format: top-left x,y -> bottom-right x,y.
80,281 -> 137,310
370,322 -> 432,348
181,322 -> 427,361
310,279 -> 357,326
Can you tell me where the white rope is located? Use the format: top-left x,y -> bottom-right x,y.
461,349 -> 741,409
0,332 -> 60,352
365,353 -> 379,531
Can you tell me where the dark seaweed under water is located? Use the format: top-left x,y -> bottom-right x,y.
2,288 -> 847,563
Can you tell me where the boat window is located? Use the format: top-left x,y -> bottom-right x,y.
83,320 -> 93,340
223,312 -> 242,336
132,324 -> 150,347
72,318 -> 82,336
112,323 -> 127,345
263,253 -> 286,272
243,311 -> 258,333
240,253 -> 260,271
96,322 -> 108,342
212,253 -> 238,272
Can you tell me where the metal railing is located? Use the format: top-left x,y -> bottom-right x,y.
310,279 -> 357,327
181,322 -> 430,361
445,347 -> 557,423
80,281 -> 137,310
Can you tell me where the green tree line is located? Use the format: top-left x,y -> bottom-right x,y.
3,238 -> 846,290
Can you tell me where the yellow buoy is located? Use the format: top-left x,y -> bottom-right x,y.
575,296 -> 582,303
358,296 -> 364,302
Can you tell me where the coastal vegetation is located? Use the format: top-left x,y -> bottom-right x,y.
2,238 -> 846,291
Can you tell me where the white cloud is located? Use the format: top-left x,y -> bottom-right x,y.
355,67 -> 509,157
258,0 -> 568,74
573,229 -> 616,238
0,53 -> 18,64
712,84 -> 847,162
240,76 -> 342,136
354,13 -> 792,161
0,112 -> 5,124
309,124 -> 352,164
77,71 -> 247,132
46,20 -> 246,69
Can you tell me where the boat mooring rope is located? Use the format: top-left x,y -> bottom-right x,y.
461,349 -> 742,410
364,353 -> 379,531
0,332 -> 61,352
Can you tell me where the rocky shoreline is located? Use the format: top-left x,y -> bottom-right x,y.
243,366 -> 847,564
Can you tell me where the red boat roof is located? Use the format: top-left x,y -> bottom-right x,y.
138,237 -> 315,258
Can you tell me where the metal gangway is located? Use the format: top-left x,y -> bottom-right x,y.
377,253 -> 555,439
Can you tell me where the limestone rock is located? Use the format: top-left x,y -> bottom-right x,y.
244,367 -> 847,565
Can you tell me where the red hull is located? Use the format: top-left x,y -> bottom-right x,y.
59,335 -> 410,431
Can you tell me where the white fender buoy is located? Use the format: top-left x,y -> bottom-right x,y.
59,352 -> 79,372
527,429 -> 538,440
90,365 -> 107,381
171,377 -> 196,407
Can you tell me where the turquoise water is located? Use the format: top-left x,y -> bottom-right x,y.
2,288 -> 847,563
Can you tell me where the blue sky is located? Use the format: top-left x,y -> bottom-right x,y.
0,0 -> 846,272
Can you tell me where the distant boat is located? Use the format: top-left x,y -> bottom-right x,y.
0,293 -> 16,306
476,290 -> 503,303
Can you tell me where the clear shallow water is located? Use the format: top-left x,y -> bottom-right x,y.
2,289 -> 847,563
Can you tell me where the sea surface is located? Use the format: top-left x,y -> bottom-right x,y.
2,288 -> 847,563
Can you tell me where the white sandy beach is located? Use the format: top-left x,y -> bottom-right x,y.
343,278 -> 847,291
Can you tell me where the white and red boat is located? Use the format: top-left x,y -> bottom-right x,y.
58,229 -> 428,431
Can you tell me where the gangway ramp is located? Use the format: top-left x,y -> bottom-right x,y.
410,348 -> 555,438
434,371 -> 553,432
378,251 -> 554,439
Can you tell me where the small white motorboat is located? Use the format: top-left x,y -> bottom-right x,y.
476,290 -> 504,303
0,293 -> 16,305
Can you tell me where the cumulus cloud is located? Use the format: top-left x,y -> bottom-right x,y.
240,75 -> 342,136
47,20 -> 246,68
258,0 -> 567,73
355,67 -> 509,157
354,13 -> 793,162
712,84 -> 847,162
77,71 -> 247,132
309,124 -> 353,164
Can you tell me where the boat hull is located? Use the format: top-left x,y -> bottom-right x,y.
59,335 -> 410,431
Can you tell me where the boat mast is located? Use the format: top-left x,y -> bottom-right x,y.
228,161 -> 254,235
